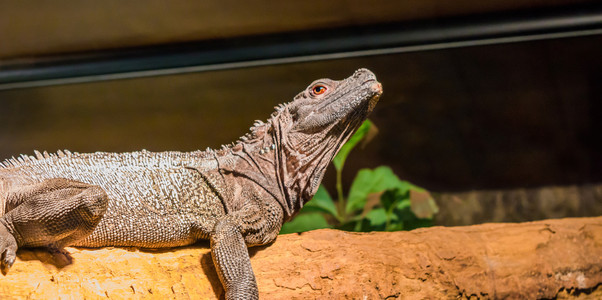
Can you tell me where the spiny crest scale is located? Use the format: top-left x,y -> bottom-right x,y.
0,149 -> 75,169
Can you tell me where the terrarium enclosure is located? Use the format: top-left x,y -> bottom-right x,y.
0,1 -> 601,298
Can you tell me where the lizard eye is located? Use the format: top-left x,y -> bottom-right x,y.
311,85 -> 327,96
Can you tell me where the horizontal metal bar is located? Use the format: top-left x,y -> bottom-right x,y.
0,4 -> 601,91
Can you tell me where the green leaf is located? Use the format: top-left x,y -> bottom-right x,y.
397,199 -> 411,210
385,221 -> 404,231
346,166 -> 413,213
332,120 -> 373,171
381,189 -> 412,213
380,190 -> 397,212
279,213 -> 331,234
304,185 -> 339,220
365,208 -> 388,227
393,204 -> 434,231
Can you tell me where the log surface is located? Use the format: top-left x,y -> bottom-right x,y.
1,217 -> 601,299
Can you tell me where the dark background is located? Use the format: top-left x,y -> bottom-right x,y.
1,1 -> 600,210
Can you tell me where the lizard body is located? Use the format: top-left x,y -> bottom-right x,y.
0,68 -> 382,299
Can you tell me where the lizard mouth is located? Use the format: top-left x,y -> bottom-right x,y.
359,79 -> 382,113
367,81 -> 382,111
369,81 -> 383,95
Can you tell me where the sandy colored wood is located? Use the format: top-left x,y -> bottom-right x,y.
0,217 -> 600,299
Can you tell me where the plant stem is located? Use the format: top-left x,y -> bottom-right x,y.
385,216 -> 391,231
336,167 -> 346,221
384,205 -> 395,231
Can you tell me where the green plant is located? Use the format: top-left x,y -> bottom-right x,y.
280,120 -> 438,234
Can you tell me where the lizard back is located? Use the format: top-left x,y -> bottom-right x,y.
0,150 -> 227,247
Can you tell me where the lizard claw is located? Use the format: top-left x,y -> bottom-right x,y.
0,222 -> 18,275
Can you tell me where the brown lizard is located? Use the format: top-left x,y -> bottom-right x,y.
0,68 -> 382,299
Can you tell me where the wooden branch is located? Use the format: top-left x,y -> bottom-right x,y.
1,216 -> 601,299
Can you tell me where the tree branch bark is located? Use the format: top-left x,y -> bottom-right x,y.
1,216 -> 601,299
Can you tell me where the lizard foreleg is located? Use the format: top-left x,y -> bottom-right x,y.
211,216 -> 259,300
210,197 -> 283,300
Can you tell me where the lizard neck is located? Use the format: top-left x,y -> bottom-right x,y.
213,117 -> 330,220
211,122 -> 289,216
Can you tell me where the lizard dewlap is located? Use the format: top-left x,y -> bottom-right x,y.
0,68 -> 382,299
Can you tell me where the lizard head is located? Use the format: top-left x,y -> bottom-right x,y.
267,68 -> 382,218
288,68 -> 381,133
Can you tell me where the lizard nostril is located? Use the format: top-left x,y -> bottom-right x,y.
354,68 -> 375,80
371,82 -> 383,94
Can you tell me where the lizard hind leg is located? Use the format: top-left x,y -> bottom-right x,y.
0,178 -> 108,273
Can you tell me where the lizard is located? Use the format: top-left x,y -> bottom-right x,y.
0,68 -> 382,299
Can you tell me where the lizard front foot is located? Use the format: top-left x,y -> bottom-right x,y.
0,220 -> 17,275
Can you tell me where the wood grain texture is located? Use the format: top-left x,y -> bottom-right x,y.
0,216 -> 600,299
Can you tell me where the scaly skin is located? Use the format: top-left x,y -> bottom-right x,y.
0,68 -> 382,299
